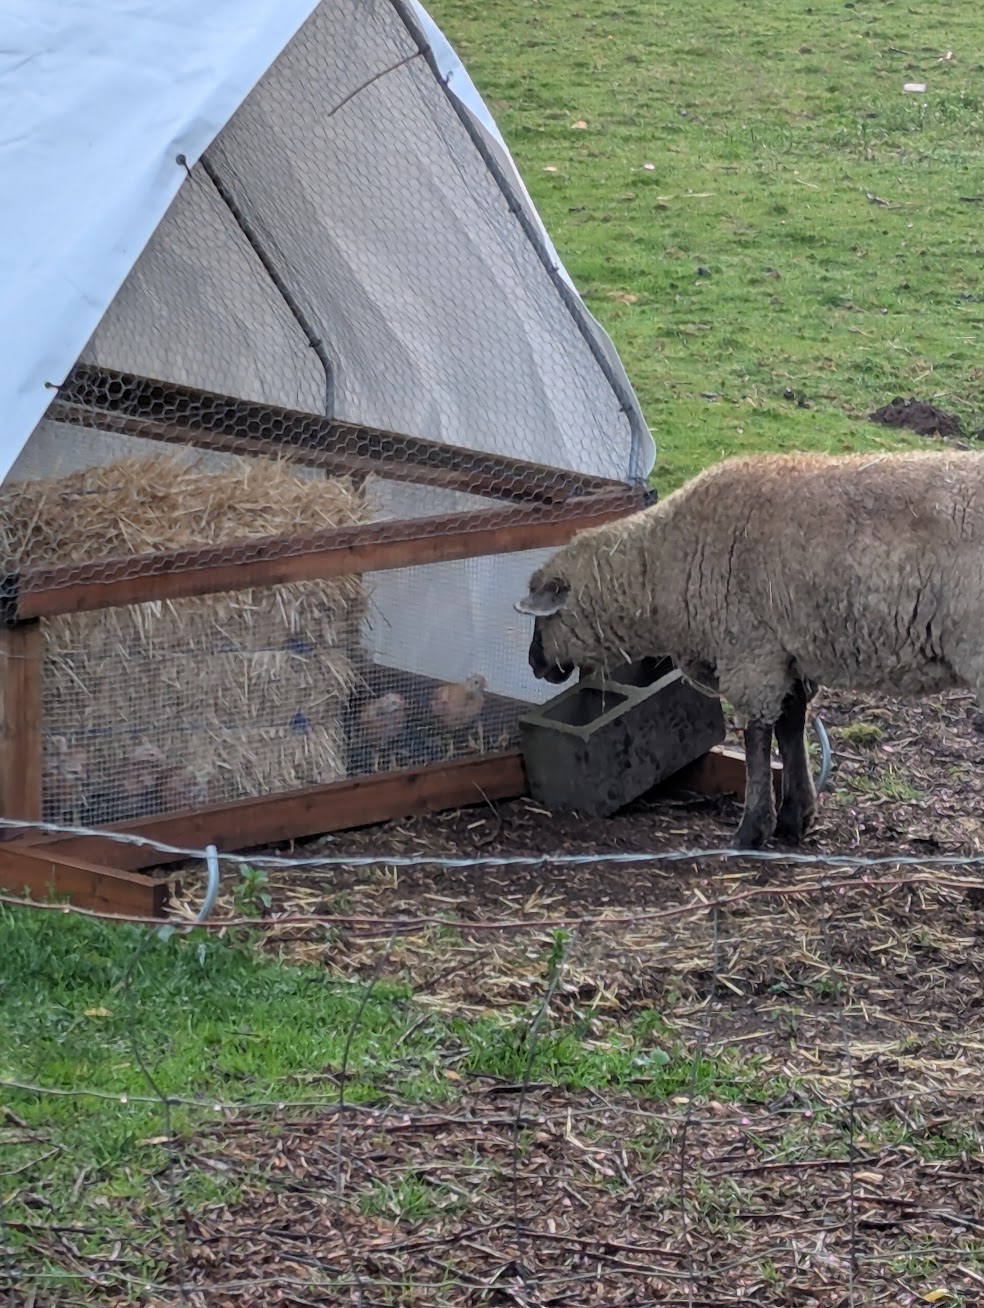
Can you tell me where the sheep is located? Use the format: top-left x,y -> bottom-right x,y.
514,449 -> 984,849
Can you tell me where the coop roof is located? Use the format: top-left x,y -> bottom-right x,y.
0,0 -> 654,488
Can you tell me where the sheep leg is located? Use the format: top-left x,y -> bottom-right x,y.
774,678 -> 816,843
735,719 -> 777,849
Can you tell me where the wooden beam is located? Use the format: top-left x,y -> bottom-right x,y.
0,841 -> 171,916
9,489 -> 642,620
0,621 -> 42,822
22,751 -> 529,871
53,365 -> 629,504
51,402 -> 583,507
667,745 -> 784,803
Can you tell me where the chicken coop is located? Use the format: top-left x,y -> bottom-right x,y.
0,0 -> 656,914
0,372 -> 649,912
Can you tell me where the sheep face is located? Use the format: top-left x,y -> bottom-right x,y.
515,571 -> 584,684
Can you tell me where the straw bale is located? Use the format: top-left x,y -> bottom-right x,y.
0,453 -> 373,819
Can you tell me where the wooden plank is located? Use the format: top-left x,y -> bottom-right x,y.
51,402 -> 581,507
23,751 -> 529,871
54,365 -> 628,503
22,746 -> 783,870
10,489 -> 642,620
0,621 -> 42,822
0,841 -> 171,916
667,745 -> 784,803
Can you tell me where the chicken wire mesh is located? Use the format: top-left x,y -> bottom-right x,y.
38,581 -> 523,826
0,0 -> 652,823
0,446 -> 559,823
65,0 -> 648,470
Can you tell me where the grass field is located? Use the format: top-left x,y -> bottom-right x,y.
0,904 -> 781,1290
5,0 -> 984,1302
434,0 -> 984,489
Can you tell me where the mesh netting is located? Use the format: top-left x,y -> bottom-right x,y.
76,0 -> 640,464
0,444 -> 589,823
1,0 -> 650,823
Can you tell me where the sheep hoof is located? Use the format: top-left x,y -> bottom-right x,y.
734,814 -> 775,850
775,802 -> 815,844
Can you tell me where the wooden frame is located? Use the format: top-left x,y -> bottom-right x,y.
17,752 -> 529,872
0,369 -> 656,913
0,744 -> 775,916
4,488 -> 641,622
0,368 -> 764,917
0,843 -> 171,915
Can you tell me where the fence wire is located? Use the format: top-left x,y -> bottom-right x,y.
3,822 -> 984,1305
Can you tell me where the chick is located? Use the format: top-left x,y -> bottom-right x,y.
43,735 -> 88,824
120,742 -> 167,816
428,674 -> 488,756
358,691 -> 408,770
159,763 -> 211,813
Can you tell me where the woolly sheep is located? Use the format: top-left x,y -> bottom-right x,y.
514,449 -> 984,849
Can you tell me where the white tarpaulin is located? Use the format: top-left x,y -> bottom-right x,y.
0,0 -> 654,704
0,0 -> 317,484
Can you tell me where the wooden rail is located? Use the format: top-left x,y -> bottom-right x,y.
2,746 -> 775,915
669,745 -> 783,804
0,842 -> 171,915
52,402 -> 575,506
5,489 -> 642,621
54,364 -> 631,505
18,752 -> 529,872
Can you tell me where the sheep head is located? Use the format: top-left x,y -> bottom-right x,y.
515,567 -> 583,684
516,509 -> 660,683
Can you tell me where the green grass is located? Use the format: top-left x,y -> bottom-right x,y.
357,1172 -> 467,1223
431,0 -> 984,491
0,908 -> 772,1101
841,763 -> 924,801
0,906 -> 778,1115
0,906 -> 781,1289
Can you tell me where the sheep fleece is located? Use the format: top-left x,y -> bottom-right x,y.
529,450 -> 984,720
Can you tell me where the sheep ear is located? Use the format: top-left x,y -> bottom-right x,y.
514,577 -> 569,616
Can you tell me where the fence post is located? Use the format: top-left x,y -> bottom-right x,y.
0,618 -> 43,827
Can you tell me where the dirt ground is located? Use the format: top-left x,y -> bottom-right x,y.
269,684 -> 984,910
868,396 -> 968,440
161,688 -> 984,1305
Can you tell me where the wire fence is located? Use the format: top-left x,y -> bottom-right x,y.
3,822 -> 984,1305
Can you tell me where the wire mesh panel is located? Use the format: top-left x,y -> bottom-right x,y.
73,0 -> 642,474
0,0 -> 653,825
20,369 -> 645,710
38,599 -> 528,826
39,0 -> 648,703
0,441 -> 597,822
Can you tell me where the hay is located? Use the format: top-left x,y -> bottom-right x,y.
0,453 -> 373,819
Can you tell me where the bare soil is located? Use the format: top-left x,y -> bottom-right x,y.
868,396 -> 967,440
160,689 -> 984,1305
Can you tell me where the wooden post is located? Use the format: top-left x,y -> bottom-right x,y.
0,619 -> 43,826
